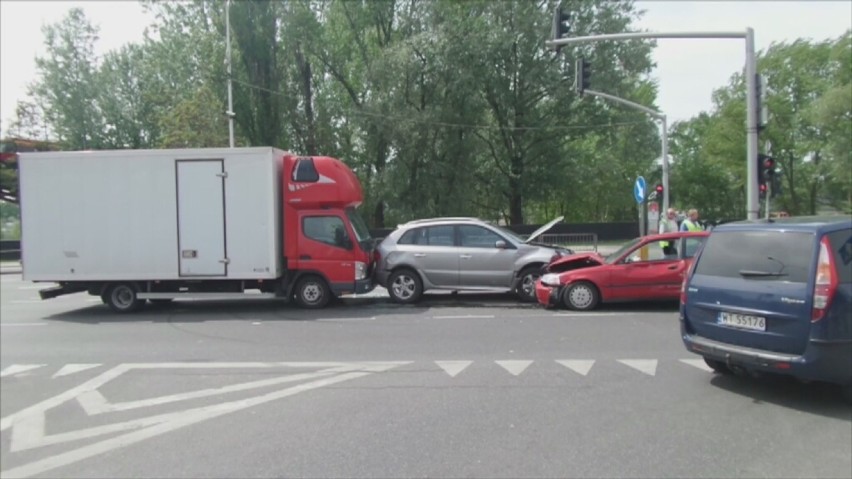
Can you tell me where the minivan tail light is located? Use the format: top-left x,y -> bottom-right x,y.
812,236 -> 837,322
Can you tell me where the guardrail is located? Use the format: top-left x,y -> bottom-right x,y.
0,239 -> 20,261
536,233 -> 598,251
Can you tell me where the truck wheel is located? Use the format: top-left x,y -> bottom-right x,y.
388,268 -> 422,304
515,266 -> 541,302
562,281 -> 599,311
103,283 -> 143,313
295,276 -> 331,309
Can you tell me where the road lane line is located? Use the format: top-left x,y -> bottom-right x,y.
495,360 -> 533,376
1,365 -> 46,378
0,323 -> 48,327
52,364 -> 102,378
679,358 -> 714,372
1,363 -> 409,479
435,360 -> 472,377
618,359 -> 658,376
555,360 -> 595,376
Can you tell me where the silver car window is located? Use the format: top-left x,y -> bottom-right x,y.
459,225 -> 502,248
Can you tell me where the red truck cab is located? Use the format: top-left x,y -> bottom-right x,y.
283,155 -> 375,307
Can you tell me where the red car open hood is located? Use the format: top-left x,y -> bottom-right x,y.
546,252 -> 604,273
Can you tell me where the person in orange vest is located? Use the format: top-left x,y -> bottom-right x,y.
680,209 -> 705,232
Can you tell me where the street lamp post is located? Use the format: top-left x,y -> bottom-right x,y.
583,89 -> 669,217
225,0 -> 235,148
548,30 -> 760,220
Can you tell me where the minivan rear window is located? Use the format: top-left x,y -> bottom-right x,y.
694,230 -> 815,283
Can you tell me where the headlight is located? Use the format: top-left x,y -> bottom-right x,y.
540,273 -> 561,286
354,261 -> 367,280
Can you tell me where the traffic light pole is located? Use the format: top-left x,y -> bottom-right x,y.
548,30 -> 760,220
584,89 -> 669,217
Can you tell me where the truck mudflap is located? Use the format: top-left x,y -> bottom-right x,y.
39,284 -> 86,300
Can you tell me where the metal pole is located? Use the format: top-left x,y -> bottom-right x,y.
661,115 -> 669,216
745,28 -> 759,220
549,30 -> 757,220
765,183 -> 771,220
585,90 -> 669,217
226,0 -> 235,148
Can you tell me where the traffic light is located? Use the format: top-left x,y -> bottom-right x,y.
575,58 -> 591,95
759,183 -> 767,199
655,184 -> 664,195
551,6 -> 571,52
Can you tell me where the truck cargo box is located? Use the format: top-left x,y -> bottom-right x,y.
19,147 -> 283,282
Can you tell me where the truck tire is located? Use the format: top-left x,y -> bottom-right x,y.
515,266 -> 542,302
388,268 -> 423,304
103,283 -> 144,313
295,275 -> 331,309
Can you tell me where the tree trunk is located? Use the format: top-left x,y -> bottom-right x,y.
294,41 -> 317,156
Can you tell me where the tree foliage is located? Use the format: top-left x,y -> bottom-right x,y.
10,2 -> 848,226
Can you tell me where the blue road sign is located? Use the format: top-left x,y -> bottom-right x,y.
634,176 -> 646,204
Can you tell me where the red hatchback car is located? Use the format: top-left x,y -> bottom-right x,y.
535,231 -> 709,310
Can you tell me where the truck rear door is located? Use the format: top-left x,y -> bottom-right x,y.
176,160 -> 227,276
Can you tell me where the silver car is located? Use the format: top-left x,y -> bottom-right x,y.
375,217 -> 571,303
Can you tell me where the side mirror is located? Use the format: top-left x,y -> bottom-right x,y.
495,240 -> 507,249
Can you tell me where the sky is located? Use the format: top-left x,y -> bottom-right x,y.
1,0 -> 850,136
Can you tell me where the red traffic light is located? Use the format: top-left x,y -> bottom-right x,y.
655,184 -> 664,193
759,183 -> 767,192
763,157 -> 775,169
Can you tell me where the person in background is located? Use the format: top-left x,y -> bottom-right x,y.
659,207 -> 679,257
680,208 -> 705,232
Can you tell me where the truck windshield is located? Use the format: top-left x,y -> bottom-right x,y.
346,208 -> 372,243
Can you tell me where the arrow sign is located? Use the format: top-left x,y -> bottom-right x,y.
634,176 -> 646,204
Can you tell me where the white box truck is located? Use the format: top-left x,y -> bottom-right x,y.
18,147 -> 376,312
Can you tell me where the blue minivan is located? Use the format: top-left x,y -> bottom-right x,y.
680,216 -> 852,402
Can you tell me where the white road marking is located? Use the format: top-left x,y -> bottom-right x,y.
618,359 -> 658,376
0,361 -> 409,478
316,316 -> 376,322
432,315 -> 495,319
435,360 -> 472,378
1,365 -> 46,378
555,360 -> 595,376
495,360 -> 533,376
52,364 -> 102,378
9,301 -> 43,304
0,323 -> 48,327
17,286 -> 49,291
679,358 -> 714,372
553,312 -> 636,317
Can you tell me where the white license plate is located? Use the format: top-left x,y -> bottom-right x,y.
718,312 -> 766,331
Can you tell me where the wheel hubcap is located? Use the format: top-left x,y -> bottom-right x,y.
569,286 -> 592,308
521,274 -> 538,297
392,275 -> 416,299
113,287 -> 134,308
303,283 -> 322,303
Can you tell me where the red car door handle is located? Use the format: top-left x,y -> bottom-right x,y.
667,265 -> 678,270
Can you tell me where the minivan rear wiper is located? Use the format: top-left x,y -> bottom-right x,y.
738,270 -> 788,277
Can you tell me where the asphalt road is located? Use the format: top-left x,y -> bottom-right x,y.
1,273 -> 850,479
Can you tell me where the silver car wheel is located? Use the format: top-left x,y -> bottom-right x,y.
392,274 -> 417,299
521,273 -> 538,297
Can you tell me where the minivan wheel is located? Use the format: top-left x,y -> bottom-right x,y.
703,357 -> 733,375
841,384 -> 852,404
103,283 -> 144,313
562,281 -> 599,311
295,275 -> 331,309
388,269 -> 423,304
515,266 -> 541,302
